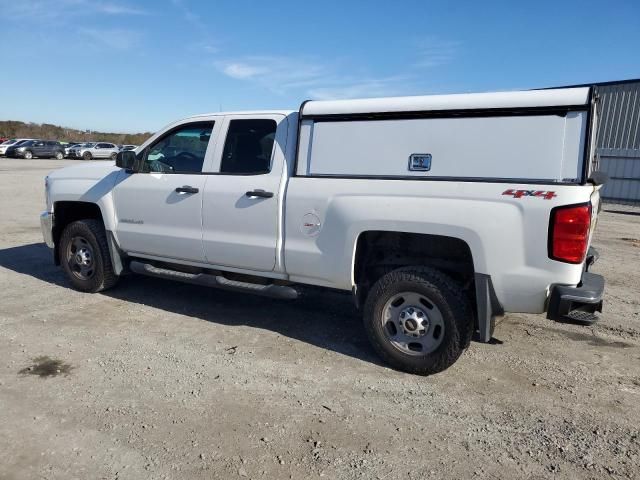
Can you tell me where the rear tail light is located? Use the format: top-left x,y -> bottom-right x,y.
548,203 -> 592,264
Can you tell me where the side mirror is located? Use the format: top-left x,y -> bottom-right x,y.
116,150 -> 137,171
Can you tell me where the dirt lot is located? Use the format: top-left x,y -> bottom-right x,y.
1,158 -> 639,480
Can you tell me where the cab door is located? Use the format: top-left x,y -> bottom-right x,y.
112,118 -> 221,262
201,114 -> 288,271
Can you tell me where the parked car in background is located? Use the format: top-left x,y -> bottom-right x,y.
4,139 -> 37,157
0,138 -> 34,156
68,142 -> 119,160
64,143 -> 82,157
6,140 -> 65,159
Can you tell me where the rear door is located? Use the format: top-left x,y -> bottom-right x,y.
105,143 -> 118,158
95,143 -> 109,158
32,141 -> 46,157
45,141 -> 57,157
201,114 -> 288,271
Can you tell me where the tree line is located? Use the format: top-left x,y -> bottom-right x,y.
0,120 -> 153,145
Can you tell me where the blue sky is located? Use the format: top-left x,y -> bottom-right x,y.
1,0 -> 639,133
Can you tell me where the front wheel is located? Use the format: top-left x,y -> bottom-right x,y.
363,267 -> 473,375
59,219 -> 118,292
23,150 -> 33,159
55,151 -> 63,160
83,151 -> 92,160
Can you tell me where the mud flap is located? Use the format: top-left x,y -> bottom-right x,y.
474,273 -> 503,342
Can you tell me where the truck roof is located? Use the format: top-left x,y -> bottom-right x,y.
188,110 -> 295,119
300,87 -> 590,117
182,87 -> 590,121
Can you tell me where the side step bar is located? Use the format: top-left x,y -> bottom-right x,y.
129,261 -> 298,300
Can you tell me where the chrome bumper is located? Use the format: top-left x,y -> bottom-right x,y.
40,212 -> 54,248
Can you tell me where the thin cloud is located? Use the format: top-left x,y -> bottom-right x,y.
96,2 -> 149,15
413,37 -> 460,68
171,0 -> 207,35
172,0 -> 219,56
215,56 -> 328,94
0,0 -> 149,19
79,27 -> 142,50
308,76 -> 416,100
215,53 -> 448,100
222,63 -> 268,79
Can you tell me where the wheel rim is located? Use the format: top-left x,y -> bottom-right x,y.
25,151 -> 32,159
56,152 -> 62,159
381,291 -> 445,356
66,236 -> 95,280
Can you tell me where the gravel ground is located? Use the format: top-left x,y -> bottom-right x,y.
1,158 -> 639,480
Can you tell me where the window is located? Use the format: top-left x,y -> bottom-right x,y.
96,143 -> 110,148
220,119 -> 277,174
141,121 -> 214,173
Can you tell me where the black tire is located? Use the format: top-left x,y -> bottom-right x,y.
110,152 -> 117,160
363,266 -> 473,375
83,151 -> 92,160
59,219 -> 118,293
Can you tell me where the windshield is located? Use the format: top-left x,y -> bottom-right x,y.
82,143 -> 96,148
15,140 -> 32,147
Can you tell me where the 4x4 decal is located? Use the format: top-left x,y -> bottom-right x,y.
502,189 -> 557,200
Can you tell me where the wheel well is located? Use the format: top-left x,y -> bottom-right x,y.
354,231 -> 475,303
52,201 -> 103,264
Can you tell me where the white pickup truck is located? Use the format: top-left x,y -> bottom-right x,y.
40,87 -> 605,375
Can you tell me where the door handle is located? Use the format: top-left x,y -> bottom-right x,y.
175,186 -> 199,194
245,189 -> 273,198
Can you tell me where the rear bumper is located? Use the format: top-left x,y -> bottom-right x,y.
546,248 -> 604,324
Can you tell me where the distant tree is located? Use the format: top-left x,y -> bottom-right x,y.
0,120 -> 153,145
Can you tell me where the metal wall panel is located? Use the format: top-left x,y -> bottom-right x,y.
595,81 -> 640,204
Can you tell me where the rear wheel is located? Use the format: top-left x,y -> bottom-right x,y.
363,266 -> 473,375
83,151 -> 92,160
110,152 -> 117,160
24,150 -> 33,159
59,219 -> 118,292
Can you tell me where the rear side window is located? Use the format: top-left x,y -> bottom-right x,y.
220,119 -> 277,175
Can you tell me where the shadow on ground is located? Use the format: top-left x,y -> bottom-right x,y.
604,209 -> 640,217
0,242 -> 385,368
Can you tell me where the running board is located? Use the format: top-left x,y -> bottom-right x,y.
129,261 -> 298,300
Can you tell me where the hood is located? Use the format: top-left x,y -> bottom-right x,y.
47,161 -> 120,181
